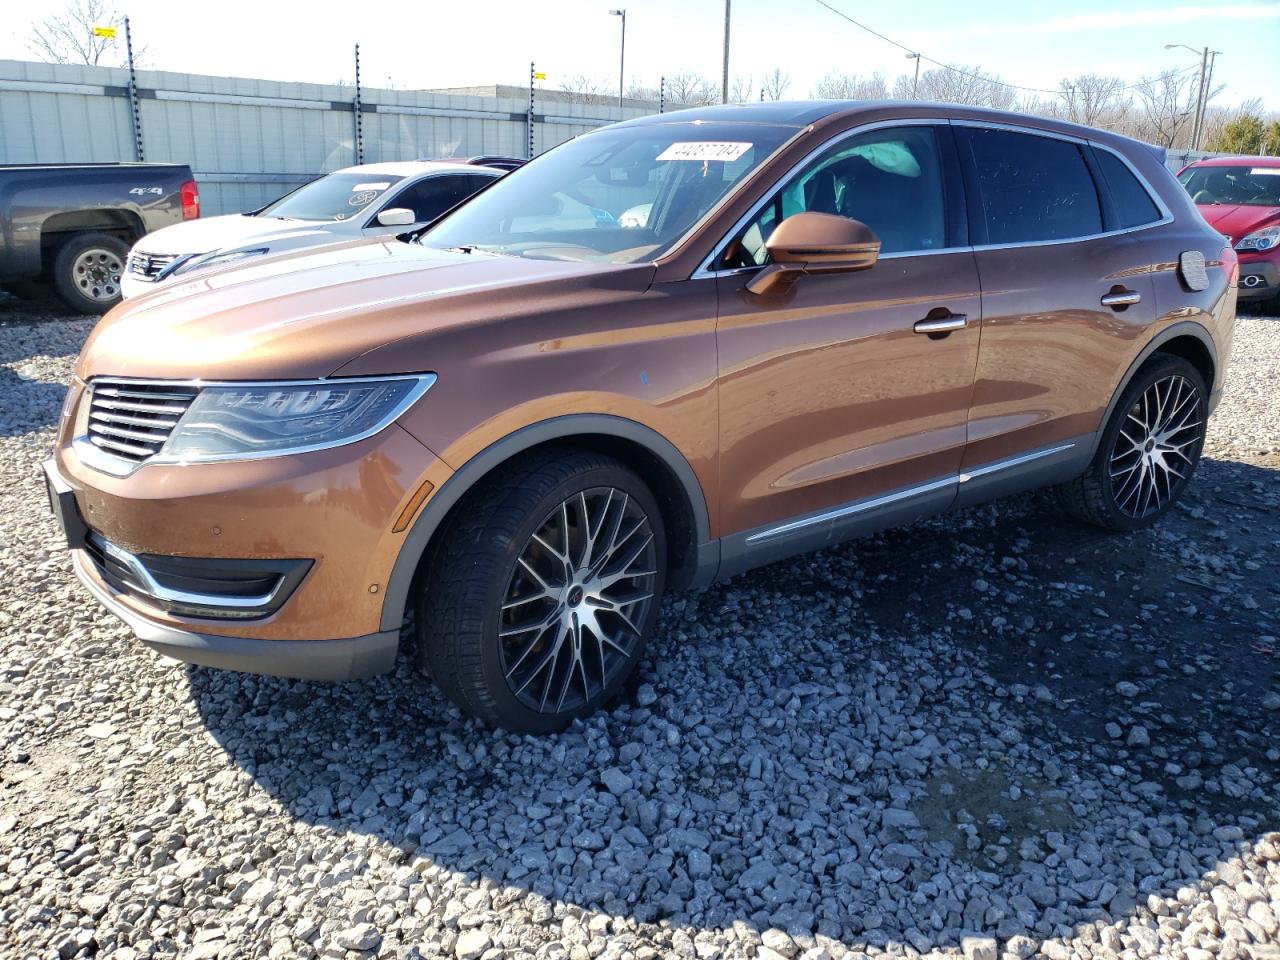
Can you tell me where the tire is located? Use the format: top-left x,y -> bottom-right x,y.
52,232 -> 129,315
1058,354 -> 1208,531
417,451 -> 667,733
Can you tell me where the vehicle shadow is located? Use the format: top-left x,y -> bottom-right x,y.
188,455 -> 1279,954
0,366 -> 69,438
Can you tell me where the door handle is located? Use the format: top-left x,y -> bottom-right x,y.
1101,289 -> 1141,308
914,313 -> 967,335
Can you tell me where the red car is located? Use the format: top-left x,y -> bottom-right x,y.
1179,156 -> 1280,310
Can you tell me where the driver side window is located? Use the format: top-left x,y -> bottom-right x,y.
720,126 -> 946,269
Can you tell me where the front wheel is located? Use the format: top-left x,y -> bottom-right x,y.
1058,354 -> 1208,531
418,451 -> 667,733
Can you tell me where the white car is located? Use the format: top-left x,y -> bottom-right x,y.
121,160 -> 504,297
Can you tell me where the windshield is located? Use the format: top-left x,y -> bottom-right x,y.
420,121 -> 797,262
1179,165 -> 1280,207
258,173 -> 405,221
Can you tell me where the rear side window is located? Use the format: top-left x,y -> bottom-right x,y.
1095,150 -> 1162,228
962,128 -> 1102,244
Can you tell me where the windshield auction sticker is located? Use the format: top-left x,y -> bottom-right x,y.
656,142 -> 752,162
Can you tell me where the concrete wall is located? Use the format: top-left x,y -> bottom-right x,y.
0,59 -> 660,215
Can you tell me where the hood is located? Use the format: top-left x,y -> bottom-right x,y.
133,213 -> 353,255
1194,203 -> 1280,245
79,239 -> 653,381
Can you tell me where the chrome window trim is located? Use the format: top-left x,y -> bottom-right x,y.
691,116 -> 1176,280
692,118 -> 950,280
91,533 -> 284,611
73,373 -> 437,477
745,441 -> 1076,545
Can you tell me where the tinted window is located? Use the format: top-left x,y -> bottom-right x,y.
385,175 -> 481,224
963,128 -> 1102,244
1096,150 -> 1161,228
721,126 -> 946,268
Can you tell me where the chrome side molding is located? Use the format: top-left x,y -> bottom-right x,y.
747,442 -> 1078,545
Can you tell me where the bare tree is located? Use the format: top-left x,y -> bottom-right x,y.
1132,69 -> 1198,148
28,0 -> 145,67
813,70 -> 887,100
665,71 -> 718,106
1055,75 -> 1130,127
730,75 -> 755,103
894,65 -> 1014,110
557,74 -> 612,105
625,81 -> 660,102
760,68 -> 791,101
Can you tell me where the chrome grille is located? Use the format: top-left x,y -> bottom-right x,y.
126,251 -> 179,280
86,380 -> 197,463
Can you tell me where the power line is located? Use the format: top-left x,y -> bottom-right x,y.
812,0 -> 1199,97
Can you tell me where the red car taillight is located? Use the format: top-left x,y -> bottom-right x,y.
180,179 -> 200,220
1222,244 -> 1239,287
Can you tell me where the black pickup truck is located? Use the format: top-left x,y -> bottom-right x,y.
0,162 -> 198,314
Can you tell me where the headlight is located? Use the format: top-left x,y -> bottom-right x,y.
160,375 -> 435,462
171,247 -> 269,277
1236,226 -> 1280,252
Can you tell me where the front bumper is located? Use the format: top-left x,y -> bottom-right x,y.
1237,259 -> 1278,302
71,549 -> 397,679
47,402 -> 451,676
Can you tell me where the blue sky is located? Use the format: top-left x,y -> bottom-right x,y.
4,0 -> 1278,110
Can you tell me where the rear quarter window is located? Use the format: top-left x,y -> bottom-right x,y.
1095,150 -> 1162,229
962,127 -> 1103,244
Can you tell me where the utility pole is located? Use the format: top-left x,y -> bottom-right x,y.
906,52 -> 921,100
721,0 -> 731,104
658,75 -> 665,114
609,10 -> 626,109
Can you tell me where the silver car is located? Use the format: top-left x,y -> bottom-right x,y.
120,160 -> 504,297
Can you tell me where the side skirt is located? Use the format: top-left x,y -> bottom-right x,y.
715,435 -> 1094,581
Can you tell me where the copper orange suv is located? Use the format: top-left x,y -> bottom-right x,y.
46,102 -> 1236,732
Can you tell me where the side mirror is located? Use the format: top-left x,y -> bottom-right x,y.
746,212 -> 880,296
376,207 -> 416,227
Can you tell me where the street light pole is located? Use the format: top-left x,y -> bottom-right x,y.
1195,50 -> 1221,150
721,0 -> 731,104
608,9 -> 626,110
1165,43 -> 1208,151
906,52 -> 921,99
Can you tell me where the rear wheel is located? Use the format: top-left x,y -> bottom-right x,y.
418,451 -> 666,733
52,232 -> 128,315
1058,354 -> 1208,531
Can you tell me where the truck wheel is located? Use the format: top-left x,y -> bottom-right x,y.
417,451 -> 667,733
52,233 -> 128,315
1057,354 -> 1207,531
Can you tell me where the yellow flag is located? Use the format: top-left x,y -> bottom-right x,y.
92,25 -> 117,39
533,71 -> 546,81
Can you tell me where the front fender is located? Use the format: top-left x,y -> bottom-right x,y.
377,412 -> 716,634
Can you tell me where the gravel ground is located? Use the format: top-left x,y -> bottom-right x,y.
1,293 -> 1278,960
